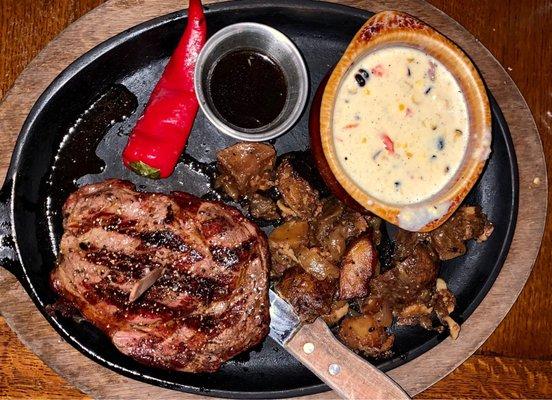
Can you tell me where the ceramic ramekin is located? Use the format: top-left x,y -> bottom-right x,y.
319,11 -> 491,232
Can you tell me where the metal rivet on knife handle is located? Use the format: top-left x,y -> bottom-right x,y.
328,363 -> 341,376
303,342 -> 315,354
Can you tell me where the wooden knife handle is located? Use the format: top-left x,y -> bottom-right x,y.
286,318 -> 410,400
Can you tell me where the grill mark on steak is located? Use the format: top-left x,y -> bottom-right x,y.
75,212 -> 204,260
139,230 -> 191,252
154,269 -> 233,303
71,213 -> 136,236
82,281 -> 130,309
83,247 -> 232,304
81,274 -> 233,322
85,247 -> 160,278
182,296 -> 250,336
210,238 -> 256,270
164,205 -> 175,224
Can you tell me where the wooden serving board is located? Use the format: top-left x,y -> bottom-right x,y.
0,0 -> 546,399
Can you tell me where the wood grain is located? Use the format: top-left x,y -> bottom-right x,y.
0,0 -> 105,101
0,0 -> 549,398
421,356 -> 552,399
0,318 -> 86,400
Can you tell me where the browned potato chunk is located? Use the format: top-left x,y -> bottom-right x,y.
249,193 -> 280,220
361,297 -> 393,328
323,225 -> 347,262
339,236 -> 378,300
338,315 -> 394,357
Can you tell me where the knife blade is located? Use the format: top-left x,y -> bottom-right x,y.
268,289 -> 301,346
268,289 -> 410,400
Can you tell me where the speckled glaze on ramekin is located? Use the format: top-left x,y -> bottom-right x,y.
320,11 -> 491,232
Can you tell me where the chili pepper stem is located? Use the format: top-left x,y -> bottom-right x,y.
128,161 -> 161,179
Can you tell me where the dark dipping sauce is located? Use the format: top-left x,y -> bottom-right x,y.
208,49 -> 287,130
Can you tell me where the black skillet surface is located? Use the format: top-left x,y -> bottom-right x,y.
0,0 -> 518,398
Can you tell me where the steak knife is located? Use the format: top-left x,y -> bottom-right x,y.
269,290 -> 410,400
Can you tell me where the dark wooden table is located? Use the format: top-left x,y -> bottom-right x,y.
0,0 -> 550,398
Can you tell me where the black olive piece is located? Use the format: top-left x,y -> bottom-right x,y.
354,74 -> 366,87
425,86 -> 432,95
358,68 -> 370,79
437,137 -> 445,150
407,67 -> 411,77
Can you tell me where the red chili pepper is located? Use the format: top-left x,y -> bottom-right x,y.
343,123 -> 359,129
122,0 -> 206,179
382,134 -> 394,154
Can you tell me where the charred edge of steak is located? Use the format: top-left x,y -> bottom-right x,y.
45,298 -> 84,321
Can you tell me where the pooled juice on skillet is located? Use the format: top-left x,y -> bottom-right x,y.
333,46 -> 469,205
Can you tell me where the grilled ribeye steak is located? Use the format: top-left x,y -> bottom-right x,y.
50,179 -> 270,372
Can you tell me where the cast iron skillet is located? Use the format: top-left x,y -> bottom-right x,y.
0,0 -> 518,398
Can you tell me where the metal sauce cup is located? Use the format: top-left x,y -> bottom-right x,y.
194,23 -> 309,141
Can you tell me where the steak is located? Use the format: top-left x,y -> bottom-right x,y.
50,179 -> 270,372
